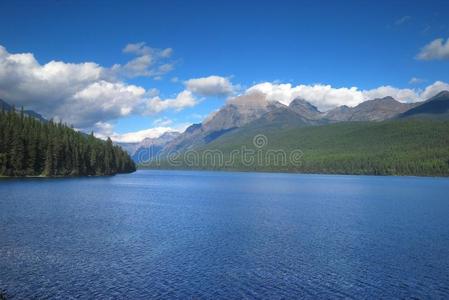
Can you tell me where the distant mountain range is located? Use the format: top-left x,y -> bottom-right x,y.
130,131 -> 181,162
135,90 -> 448,160
136,90 -> 449,176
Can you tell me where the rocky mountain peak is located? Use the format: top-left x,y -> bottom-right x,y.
288,97 -> 323,120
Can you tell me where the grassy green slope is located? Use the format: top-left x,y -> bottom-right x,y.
143,119 -> 449,176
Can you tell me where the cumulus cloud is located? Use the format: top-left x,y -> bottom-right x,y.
0,44 -> 192,129
146,90 -> 197,114
416,38 -> 449,60
362,86 -> 418,103
67,81 -> 147,127
237,81 -> 449,111
185,75 -> 235,96
92,121 -> 115,137
93,120 -> 190,143
109,127 -> 176,143
247,83 -> 364,110
93,121 -> 175,143
420,81 -> 449,99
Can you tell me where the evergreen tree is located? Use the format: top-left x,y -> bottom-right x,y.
0,107 -> 135,177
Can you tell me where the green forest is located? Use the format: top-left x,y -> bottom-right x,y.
0,107 -> 135,177
143,119 -> 449,177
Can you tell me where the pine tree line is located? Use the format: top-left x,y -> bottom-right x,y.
0,107 -> 135,177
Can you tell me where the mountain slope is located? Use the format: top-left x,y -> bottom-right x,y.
288,98 -> 324,120
143,91 -> 449,176
162,101 -> 286,154
145,118 -> 449,176
161,95 -> 424,156
400,91 -> 449,119
132,131 -> 180,163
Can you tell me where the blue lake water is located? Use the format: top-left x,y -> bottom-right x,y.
1,170 -> 449,299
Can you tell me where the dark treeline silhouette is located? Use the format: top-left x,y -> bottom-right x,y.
0,107 -> 135,177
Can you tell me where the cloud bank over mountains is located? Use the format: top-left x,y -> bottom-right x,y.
242,81 -> 449,111
94,121 -> 186,143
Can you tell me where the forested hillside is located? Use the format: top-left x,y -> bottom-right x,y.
143,119 -> 449,177
0,107 -> 135,177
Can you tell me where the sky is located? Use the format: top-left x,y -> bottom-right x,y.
0,0 -> 449,142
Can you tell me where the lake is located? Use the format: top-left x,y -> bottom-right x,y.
1,170 -> 449,299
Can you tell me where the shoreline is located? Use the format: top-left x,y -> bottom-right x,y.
137,167 -> 449,179
0,171 -> 136,179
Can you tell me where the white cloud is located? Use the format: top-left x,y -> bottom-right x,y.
238,81 -> 449,111
109,127 -> 176,143
93,121 -> 176,143
362,86 -> 418,103
185,75 -> 235,96
247,83 -> 364,110
420,81 -> 449,99
93,121 -> 115,137
146,90 -> 197,114
68,81 -> 146,127
94,121 -> 190,143
0,44 -> 188,129
416,38 -> 449,60
111,42 -> 175,78
409,77 -> 425,84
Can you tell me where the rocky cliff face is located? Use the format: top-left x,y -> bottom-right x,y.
288,98 -> 324,120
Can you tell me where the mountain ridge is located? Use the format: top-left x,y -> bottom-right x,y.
154,93 -> 439,158
399,90 -> 449,119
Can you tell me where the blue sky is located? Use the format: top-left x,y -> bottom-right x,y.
1,0 -> 448,142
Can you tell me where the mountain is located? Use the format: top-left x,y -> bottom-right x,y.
117,132 -> 180,156
146,118 -> 449,177
324,105 -> 352,122
400,90 -> 449,119
325,97 -> 417,122
140,91 -> 449,176
162,101 -> 286,154
139,91 -> 449,171
288,98 -> 324,120
0,99 -> 47,122
131,131 -> 181,163
202,101 -> 286,132
245,103 -> 323,131
159,96 -> 417,156
115,141 -> 140,156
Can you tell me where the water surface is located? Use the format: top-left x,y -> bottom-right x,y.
1,170 -> 449,298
